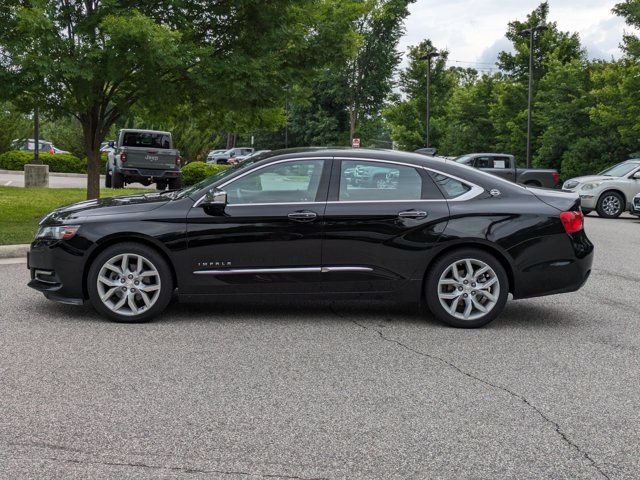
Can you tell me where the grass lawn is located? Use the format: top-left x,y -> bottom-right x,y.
0,186 -> 146,245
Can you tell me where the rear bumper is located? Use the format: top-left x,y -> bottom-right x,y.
510,230 -> 594,299
118,168 -> 181,181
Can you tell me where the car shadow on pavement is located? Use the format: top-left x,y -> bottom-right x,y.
34,295 -> 576,331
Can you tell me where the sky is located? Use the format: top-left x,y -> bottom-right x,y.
399,0 -> 629,72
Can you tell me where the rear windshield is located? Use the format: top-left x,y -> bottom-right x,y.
122,132 -> 171,149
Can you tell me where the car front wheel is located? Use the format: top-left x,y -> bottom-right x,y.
596,191 -> 624,218
426,249 -> 509,328
87,243 -> 173,323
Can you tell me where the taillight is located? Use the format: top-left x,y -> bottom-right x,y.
560,211 -> 583,234
120,152 -> 127,163
176,155 -> 182,167
552,171 -> 560,185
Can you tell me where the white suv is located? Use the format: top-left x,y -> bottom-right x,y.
562,160 -> 640,218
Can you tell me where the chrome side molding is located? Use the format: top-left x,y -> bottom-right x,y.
193,266 -> 373,275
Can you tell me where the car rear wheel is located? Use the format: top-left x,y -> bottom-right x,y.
167,177 -> 182,190
426,249 -> 509,328
105,166 -> 112,188
112,170 -> 124,189
156,179 -> 167,191
87,243 -> 173,323
596,191 -> 624,218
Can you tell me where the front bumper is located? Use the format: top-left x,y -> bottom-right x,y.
631,199 -> 640,216
562,189 -> 598,210
27,239 -> 87,305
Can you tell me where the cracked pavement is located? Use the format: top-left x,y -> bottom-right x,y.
1,215 -> 639,479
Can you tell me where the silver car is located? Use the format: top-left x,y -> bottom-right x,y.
562,159 -> 640,218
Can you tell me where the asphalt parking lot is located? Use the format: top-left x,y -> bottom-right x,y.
0,215 -> 638,479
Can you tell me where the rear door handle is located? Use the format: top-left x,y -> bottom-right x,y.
288,210 -> 318,222
398,209 -> 428,219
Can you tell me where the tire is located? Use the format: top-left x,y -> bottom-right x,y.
425,248 -> 509,328
582,209 -> 592,216
112,169 -> 124,189
105,167 -> 112,188
87,243 -> 174,323
167,177 -> 182,190
373,174 -> 386,188
596,191 -> 624,218
156,179 -> 167,191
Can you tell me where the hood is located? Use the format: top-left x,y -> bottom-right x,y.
42,192 -> 171,224
564,175 -> 617,186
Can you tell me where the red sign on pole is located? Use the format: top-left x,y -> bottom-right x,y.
352,137 -> 360,148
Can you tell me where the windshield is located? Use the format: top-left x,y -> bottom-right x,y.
599,161 -> 640,177
176,154 -> 269,199
454,155 -> 473,165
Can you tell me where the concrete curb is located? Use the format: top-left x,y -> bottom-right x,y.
0,244 -> 30,259
0,169 -> 104,179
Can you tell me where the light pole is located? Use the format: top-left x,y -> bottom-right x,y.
420,50 -> 440,148
519,24 -> 547,168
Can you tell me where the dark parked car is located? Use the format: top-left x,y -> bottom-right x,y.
454,153 -> 560,188
28,148 -> 593,328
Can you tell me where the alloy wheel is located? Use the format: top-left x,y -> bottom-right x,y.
437,258 -> 500,321
601,195 -> 621,216
96,253 -> 161,316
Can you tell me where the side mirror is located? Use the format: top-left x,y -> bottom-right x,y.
633,172 -> 640,180
108,141 -> 115,148
200,189 -> 227,214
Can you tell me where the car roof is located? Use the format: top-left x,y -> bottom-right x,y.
120,129 -> 171,135
458,153 -> 513,157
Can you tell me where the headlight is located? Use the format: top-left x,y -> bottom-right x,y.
35,225 -> 80,240
581,182 -> 601,191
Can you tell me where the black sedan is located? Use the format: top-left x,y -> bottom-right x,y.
28,148 -> 593,328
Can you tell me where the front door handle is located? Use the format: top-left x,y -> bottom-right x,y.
288,210 -> 318,222
398,209 -> 428,219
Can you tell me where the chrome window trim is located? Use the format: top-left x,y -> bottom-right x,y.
193,157 -> 329,207
334,156 -> 484,202
193,155 -> 486,207
424,167 -> 485,202
193,266 -> 373,275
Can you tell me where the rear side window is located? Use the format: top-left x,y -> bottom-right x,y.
429,173 -> 471,199
340,160 -> 422,201
122,132 -> 171,149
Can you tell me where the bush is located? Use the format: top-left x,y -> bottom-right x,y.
0,150 -> 107,174
182,161 -> 230,186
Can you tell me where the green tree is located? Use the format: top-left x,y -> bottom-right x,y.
0,0 -> 361,198
439,74 -> 497,155
346,0 -> 414,142
384,40 -> 468,152
0,103 -> 31,154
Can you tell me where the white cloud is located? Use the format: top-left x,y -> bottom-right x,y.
399,0 -> 627,68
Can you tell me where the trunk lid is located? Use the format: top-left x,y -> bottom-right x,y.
527,186 -> 581,212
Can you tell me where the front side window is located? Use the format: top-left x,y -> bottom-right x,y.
226,160 -> 324,205
429,173 -> 471,199
340,160 -> 422,201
